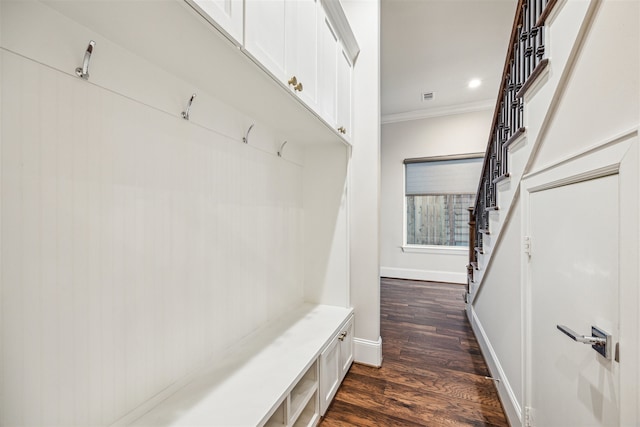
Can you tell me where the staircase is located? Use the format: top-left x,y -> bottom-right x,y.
468,0 -> 557,296
464,0 -> 636,423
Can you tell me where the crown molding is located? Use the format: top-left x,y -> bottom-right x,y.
381,99 -> 494,124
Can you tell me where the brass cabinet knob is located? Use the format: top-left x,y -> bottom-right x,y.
288,76 -> 298,86
294,82 -> 303,92
337,126 -> 346,134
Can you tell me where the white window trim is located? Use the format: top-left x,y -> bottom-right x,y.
401,245 -> 467,255
403,153 -> 481,249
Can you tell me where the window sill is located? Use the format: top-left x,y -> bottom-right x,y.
401,245 -> 467,255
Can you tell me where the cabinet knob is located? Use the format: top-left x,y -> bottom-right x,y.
288,76 -> 298,86
294,82 -> 303,92
338,331 -> 347,341
337,126 -> 346,134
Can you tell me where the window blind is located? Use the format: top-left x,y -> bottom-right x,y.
405,157 -> 483,196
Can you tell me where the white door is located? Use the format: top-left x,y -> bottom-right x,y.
528,174 -> 619,426
319,334 -> 340,416
336,48 -> 352,140
318,16 -> 338,126
339,316 -> 354,380
285,0 -> 319,109
190,0 -> 244,44
245,0 -> 287,80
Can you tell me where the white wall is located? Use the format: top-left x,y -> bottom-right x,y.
0,1 -> 350,425
472,203 -> 523,414
380,110 -> 492,283
528,0 -> 639,171
343,0 -> 382,366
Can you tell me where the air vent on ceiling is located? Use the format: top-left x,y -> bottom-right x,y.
421,92 -> 434,102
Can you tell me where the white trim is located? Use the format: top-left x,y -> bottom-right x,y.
400,245 -> 467,255
381,100 -> 494,124
353,336 -> 382,367
467,305 -> 522,426
523,127 -> 638,181
380,267 -> 466,284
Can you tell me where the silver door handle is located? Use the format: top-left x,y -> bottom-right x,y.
556,325 -> 611,360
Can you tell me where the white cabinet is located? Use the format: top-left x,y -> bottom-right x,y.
338,313 -> 354,375
196,0 -> 356,142
188,0 -> 244,45
285,0 -> 320,109
319,315 -> 354,415
336,48 -> 352,140
245,0 -> 287,79
245,0 -> 320,109
318,16 -> 338,127
317,14 -> 352,141
319,335 -> 340,416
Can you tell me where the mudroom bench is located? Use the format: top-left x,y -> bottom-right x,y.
129,304 -> 354,427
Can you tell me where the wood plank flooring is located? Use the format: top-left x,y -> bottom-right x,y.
320,278 -> 509,426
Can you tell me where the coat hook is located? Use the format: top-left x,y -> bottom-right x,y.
181,93 -> 196,120
75,40 -> 96,80
243,124 -> 254,144
277,141 -> 288,157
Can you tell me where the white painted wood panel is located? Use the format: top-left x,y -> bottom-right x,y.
0,50 -> 306,426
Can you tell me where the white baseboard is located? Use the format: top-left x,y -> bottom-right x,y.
467,305 -> 522,426
380,267 -> 466,284
353,336 -> 382,367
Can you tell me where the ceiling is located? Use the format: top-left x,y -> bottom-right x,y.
381,0 -> 517,121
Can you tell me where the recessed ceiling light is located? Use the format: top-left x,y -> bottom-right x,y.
468,79 -> 482,89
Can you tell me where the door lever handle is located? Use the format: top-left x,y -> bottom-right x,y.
556,325 -> 612,360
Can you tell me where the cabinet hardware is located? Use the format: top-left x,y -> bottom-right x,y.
181,93 -> 197,121
288,76 -> 298,86
337,126 -> 346,134
338,331 -> 347,341
294,82 -> 303,92
75,40 -> 96,80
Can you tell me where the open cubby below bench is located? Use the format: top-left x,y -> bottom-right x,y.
130,304 -> 354,427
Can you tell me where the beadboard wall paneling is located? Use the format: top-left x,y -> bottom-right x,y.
0,50 -> 305,426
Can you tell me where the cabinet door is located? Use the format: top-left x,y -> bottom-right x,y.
191,0 -> 244,45
319,334 -> 340,416
336,48 -> 352,140
285,0 -> 320,110
339,316 -> 354,380
245,0 -> 287,80
317,16 -> 338,127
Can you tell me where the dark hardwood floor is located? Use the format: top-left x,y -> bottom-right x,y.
320,278 -> 509,426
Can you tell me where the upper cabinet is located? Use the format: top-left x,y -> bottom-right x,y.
189,0 -> 358,143
285,0 -> 321,110
318,16 -> 338,128
336,48 -> 352,139
188,0 -> 244,45
245,0 -> 320,111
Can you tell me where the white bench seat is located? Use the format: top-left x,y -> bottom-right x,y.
130,304 -> 353,426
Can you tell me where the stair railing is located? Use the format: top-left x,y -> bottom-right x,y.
469,0 -> 557,273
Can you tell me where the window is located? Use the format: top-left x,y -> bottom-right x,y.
405,155 -> 483,247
